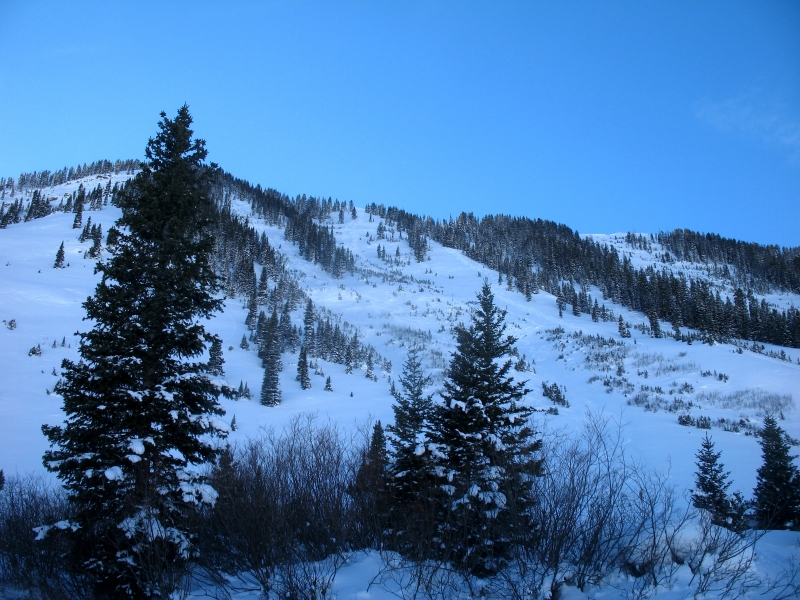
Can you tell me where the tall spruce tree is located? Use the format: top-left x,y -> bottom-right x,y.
42,106 -> 227,598
386,345 -> 435,556
425,281 -> 542,577
303,298 -> 315,356
54,241 -> 65,268
753,415 -> 800,529
297,344 -> 311,390
260,308 -> 282,406
692,433 -> 733,526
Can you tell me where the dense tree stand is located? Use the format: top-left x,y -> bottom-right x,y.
42,106 -> 227,599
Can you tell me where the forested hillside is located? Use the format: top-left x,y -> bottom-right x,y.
1,129 -> 798,599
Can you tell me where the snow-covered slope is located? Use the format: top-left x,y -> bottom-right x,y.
1,173 -> 798,598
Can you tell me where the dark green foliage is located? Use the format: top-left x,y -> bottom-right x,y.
303,298 -> 315,356
235,381 -> 251,400
0,470 -> 3,491
753,416 -> 800,529
86,224 -> 102,259
0,199 -> 23,227
692,434 -> 734,527
71,192 -> 83,229
259,309 -> 282,406
426,282 -> 542,577
365,353 -> 375,379
78,216 -> 92,243
541,381 -> 569,407
42,106 -> 227,598
386,346 -> 435,555
24,190 -> 51,221
297,345 -> 311,390
325,376 -> 333,392
53,242 -> 65,269
351,422 -> 389,545
618,315 -> 631,338
208,337 -> 224,376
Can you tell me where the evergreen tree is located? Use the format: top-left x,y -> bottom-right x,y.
692,433 -> 733,526
54,241 -> 65,268
260,309 -> 282,406
72,194 -> 83,229
208,337 -> 224,376
618,315 -> 631,338
345,344 -> 354,374
365,353 -> 375,379
753,416 -> 800,529
245,291 -> 258,330
303,298 -> 315,356
79,216 -> 93,243
325,376 -> 333,391
42,106 -> 227,598
0,469 -> 4,491
352,421 -> 389,543
297,344 -> 311,390
87,223 -> 103,259
425,282 -> 542,577
386,346 -> 435,555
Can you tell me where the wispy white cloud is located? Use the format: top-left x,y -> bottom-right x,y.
696,91 -> 800,156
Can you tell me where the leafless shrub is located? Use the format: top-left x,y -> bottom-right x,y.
199,413 -> 359,598
683,511 -> 764,599
696,388 -> 794,416
0,474 -> 91,599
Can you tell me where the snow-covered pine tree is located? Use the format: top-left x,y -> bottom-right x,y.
260,309 -> 282,406
753,415 -> 800,529
42,106 -> 228,598
87,223 -> 102,258
618,315 -> 631,338
325,376 -> 333,391
692,433 -> 733,526
425,281 -> 542,577
352,421 -> 389,543
297,344 -> 311,390
386,345 -> 435,556
72,192 -> 85,229
365,353 -> 375,379
208,337 -> 224,376
303,298 -> 315,356
79,216 -> 92,242
54,241 -> 65,268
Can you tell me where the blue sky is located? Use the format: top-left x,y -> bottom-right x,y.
1,1 -> 798,246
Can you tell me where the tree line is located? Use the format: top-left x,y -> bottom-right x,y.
363,204 -> 800,349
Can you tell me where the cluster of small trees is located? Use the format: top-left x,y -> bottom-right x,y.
693,419 -> 800,533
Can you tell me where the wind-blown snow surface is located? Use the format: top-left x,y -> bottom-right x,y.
1,174 -> 798,598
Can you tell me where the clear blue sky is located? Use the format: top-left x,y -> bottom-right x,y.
1,1 -> 798,246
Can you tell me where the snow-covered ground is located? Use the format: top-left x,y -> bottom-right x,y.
1,174 -> 798,598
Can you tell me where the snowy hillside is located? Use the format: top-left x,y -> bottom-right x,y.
1,170 -> 799,598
